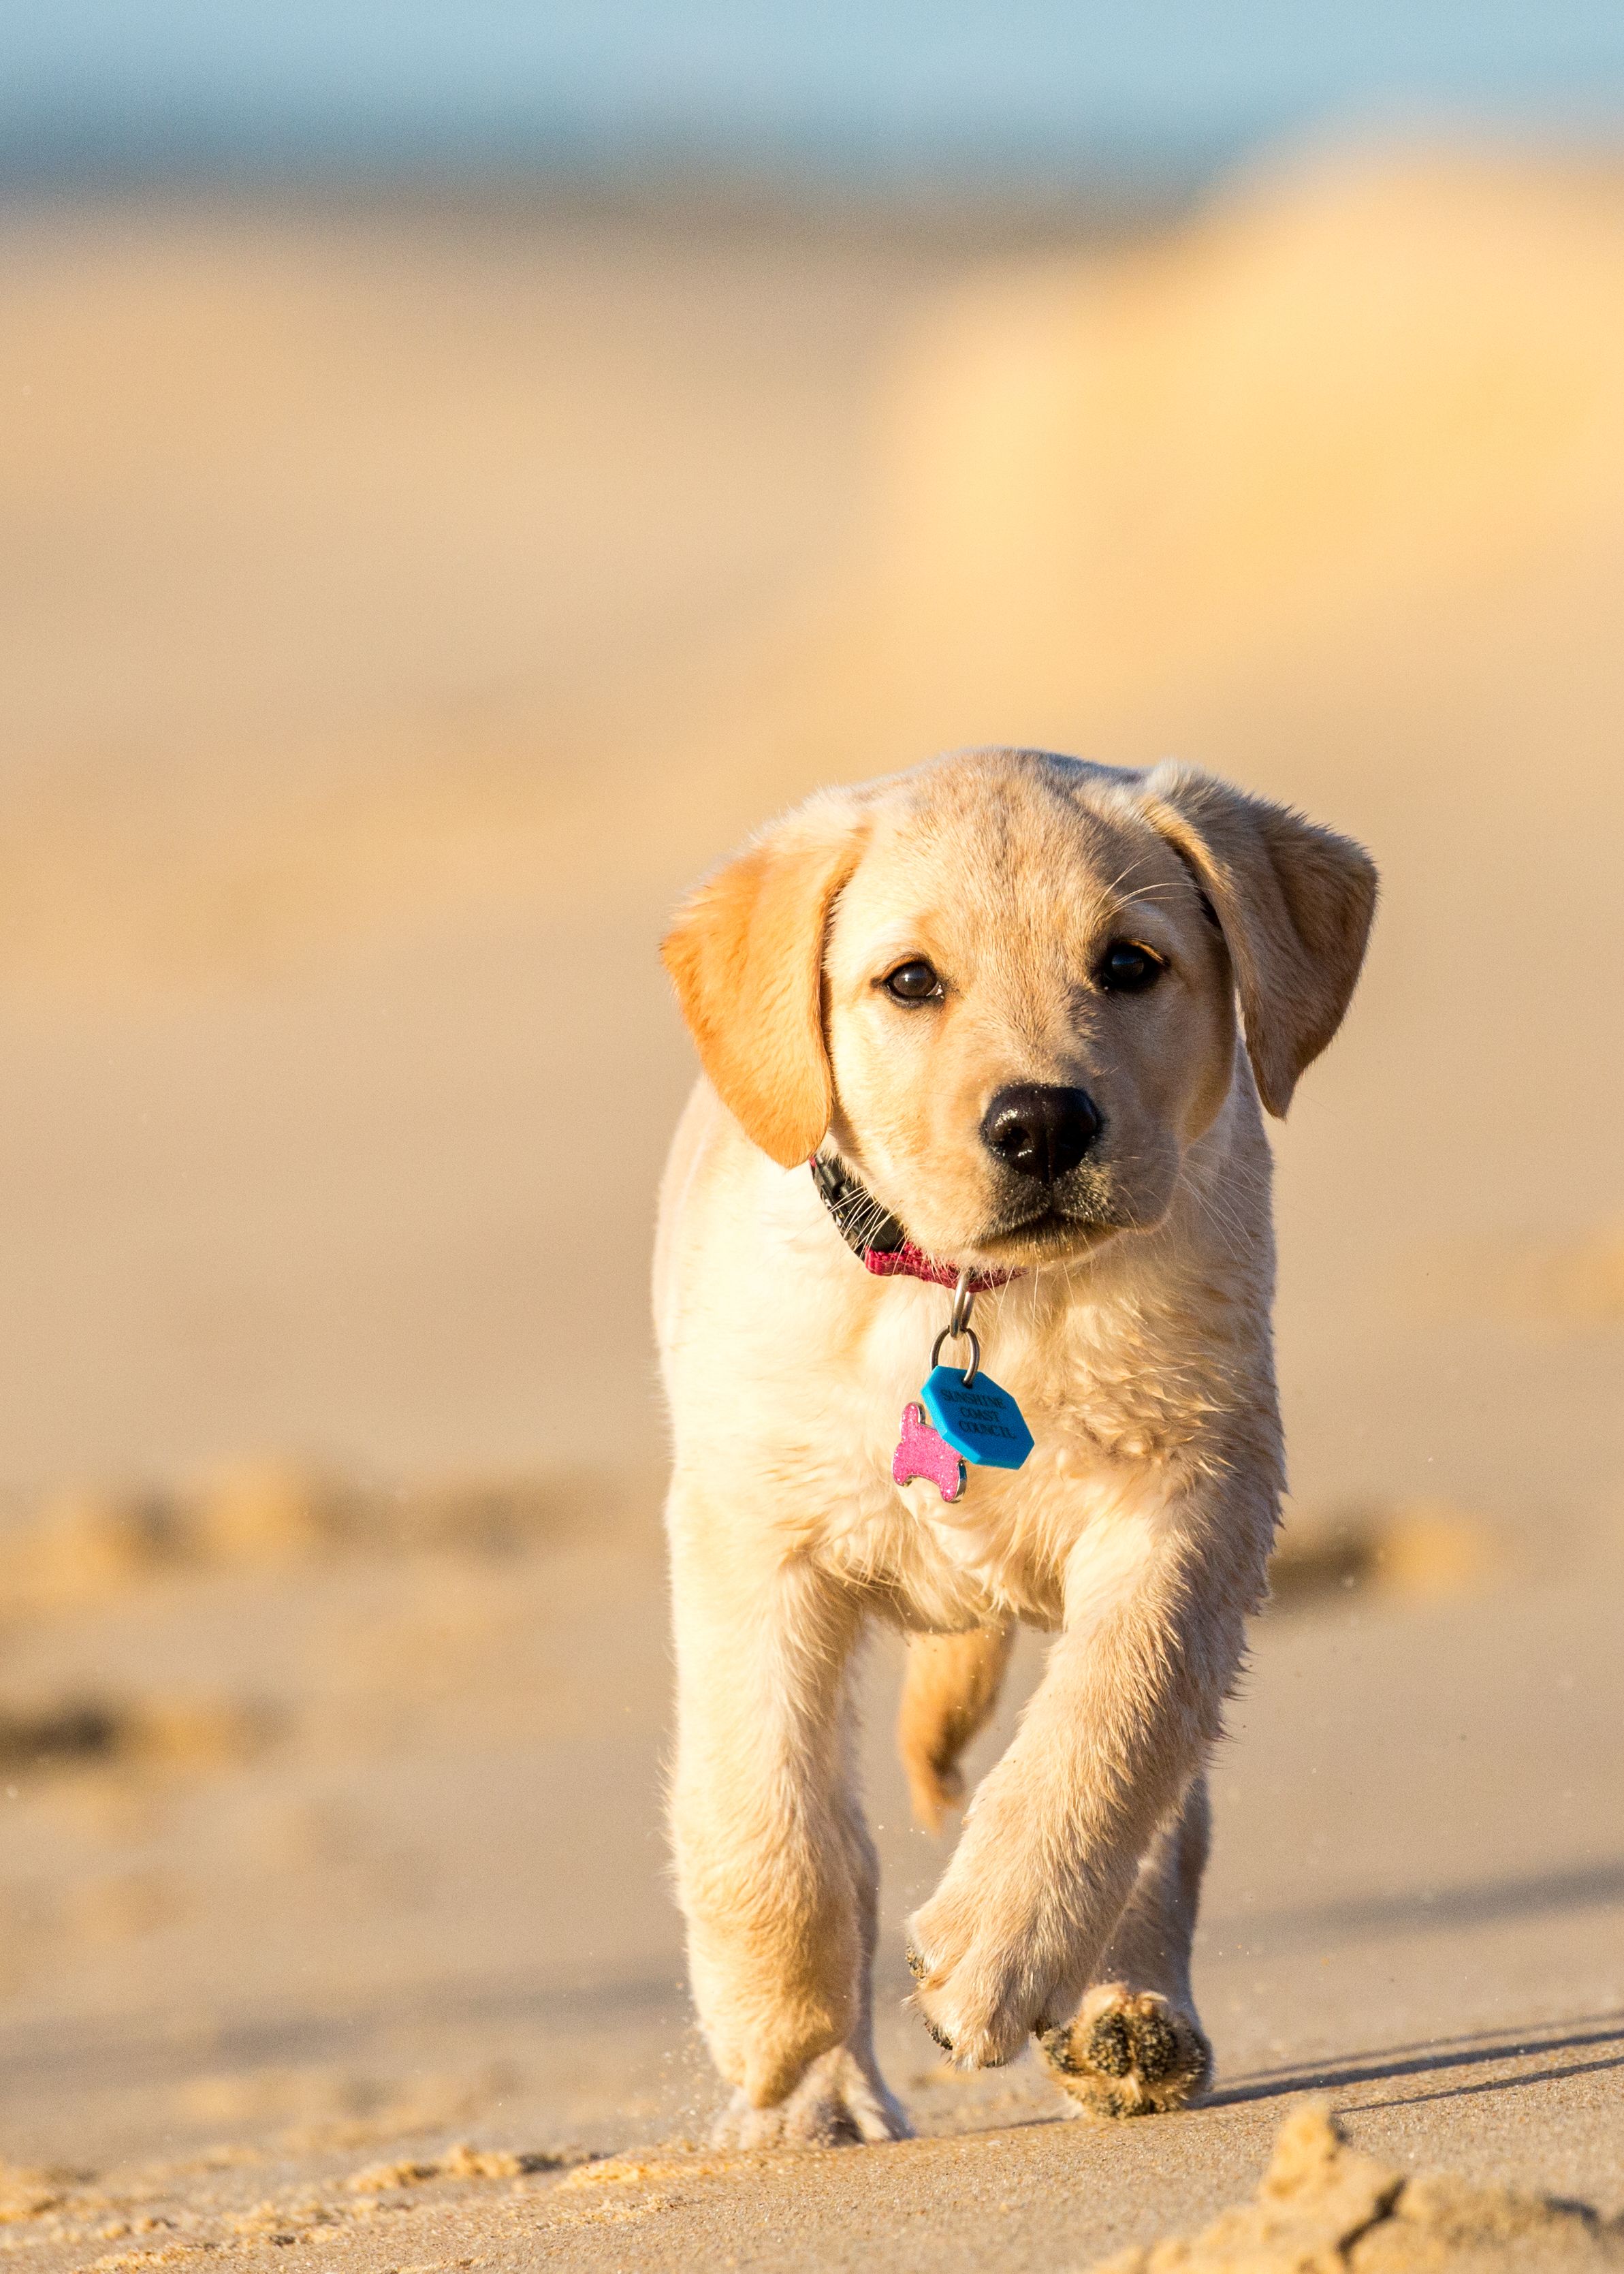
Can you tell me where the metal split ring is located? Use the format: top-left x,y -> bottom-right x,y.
931,1267 -> 981,1384
930,1324 -> 981,1386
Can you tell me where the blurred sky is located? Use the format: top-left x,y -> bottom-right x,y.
7,1 -> 1624,191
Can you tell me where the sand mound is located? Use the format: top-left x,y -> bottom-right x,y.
863,149 -> 1624,746
1095,2104 -> 1623,2272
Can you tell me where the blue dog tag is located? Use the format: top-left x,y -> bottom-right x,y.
921,1365 -> 1034,1471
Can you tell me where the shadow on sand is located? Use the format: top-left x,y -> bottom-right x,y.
1208,2009 -> 1624,2111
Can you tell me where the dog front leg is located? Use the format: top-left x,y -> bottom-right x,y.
906,1493 -> 1261,2079
1038,1770 -> 1215,2115
668,1500 -> 909,2146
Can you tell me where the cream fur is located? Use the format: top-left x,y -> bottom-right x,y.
655,748 -> 1376,2144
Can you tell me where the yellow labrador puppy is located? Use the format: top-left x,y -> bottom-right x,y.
656,748 -> 1375,2146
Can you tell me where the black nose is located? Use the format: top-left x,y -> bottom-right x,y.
979,1084 -> 1102,1184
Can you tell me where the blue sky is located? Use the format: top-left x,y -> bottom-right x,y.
7,1 -> 1624,186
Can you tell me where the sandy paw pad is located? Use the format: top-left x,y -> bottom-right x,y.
1039,1984 -> 1212,2117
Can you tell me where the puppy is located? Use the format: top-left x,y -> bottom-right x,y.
655,748 -> 1376,2145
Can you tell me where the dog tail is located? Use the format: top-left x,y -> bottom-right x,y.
896,1624 -> 1015,1833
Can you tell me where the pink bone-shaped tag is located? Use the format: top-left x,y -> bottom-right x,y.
892,1402 -> 968,1504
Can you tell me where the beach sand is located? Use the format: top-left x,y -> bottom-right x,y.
0,151 -> 1619,2265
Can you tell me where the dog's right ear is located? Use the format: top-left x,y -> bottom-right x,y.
661,793 -> 869,1169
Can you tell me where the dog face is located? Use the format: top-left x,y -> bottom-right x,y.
663,750 -> 1376,1269
820,757 -> 1239,1265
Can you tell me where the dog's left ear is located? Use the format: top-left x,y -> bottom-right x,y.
1140,762 -> 1379,1117
661,792 -> 870,1167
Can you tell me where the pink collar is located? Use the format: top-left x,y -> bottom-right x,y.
862,1242 -> 1015,1292
809,1154 -> 1020,1293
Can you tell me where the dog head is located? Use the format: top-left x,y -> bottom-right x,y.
663,750 -> 1376,1269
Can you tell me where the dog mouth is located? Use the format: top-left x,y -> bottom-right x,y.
977,1203 -> 1120,1257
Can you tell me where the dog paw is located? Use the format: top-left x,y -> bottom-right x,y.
903,1924 -> 1036,2070
1038,1983 -> 1212,2117
711,2046 -> 912,2149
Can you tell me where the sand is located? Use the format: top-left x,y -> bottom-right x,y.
0,148 -> 1620,2267
0,1508 -> 1616,2269
1091,2103 -> 1624,2270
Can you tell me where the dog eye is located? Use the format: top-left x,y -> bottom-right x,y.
883,958 -> 943,1003
1098,940 -> 1165,994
